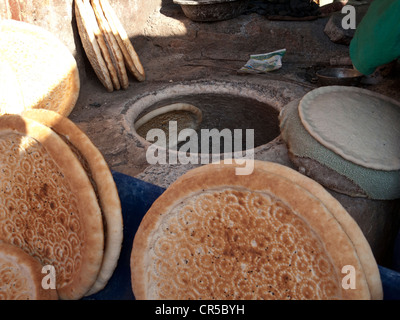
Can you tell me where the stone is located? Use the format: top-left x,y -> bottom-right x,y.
323,3 -> 369,45
323,11 -> 355,45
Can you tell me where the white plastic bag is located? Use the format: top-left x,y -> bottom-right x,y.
239,49 -> 286,74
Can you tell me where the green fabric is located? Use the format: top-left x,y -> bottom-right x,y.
349,0 -> 400,75
279,99 -> 400,200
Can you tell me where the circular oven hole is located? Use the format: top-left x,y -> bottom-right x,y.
133,92 -> 280,155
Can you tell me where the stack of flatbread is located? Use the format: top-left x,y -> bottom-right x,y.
0,110 -> 123,300
0,19 -> 80,117
75,0 -> 145,92
0,242 -> 58,300
130,160 -> 383,300
279,86 -> 400,200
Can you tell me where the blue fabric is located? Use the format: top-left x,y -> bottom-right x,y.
379,266 -> 400,300
83,171 -> 165,300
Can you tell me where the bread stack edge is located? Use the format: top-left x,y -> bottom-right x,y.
75,0 -> 145,92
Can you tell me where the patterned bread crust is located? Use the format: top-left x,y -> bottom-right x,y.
254,161 -> 382,300
131,161 -> 372,300
0,115 -> 104,300
22,109 -> 123,296
75,0 -> 114,92
0,242 -> 58,300
176,161 -> 382,300
0,20 -> 79,117
98,0 -> 146,82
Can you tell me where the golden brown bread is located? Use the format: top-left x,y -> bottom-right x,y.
22,109 -> 123,296
83,0 -> 121,91
254,161 -> 383,299
0,19 -> 79,116
98,0 -> 146,82
188,161 -> 383,299
131,160 -> 377,300
90,0 -> 129,90
0,56 -> 25,114
0,242 -> 58,300
0,114 -> 104,300
75,0 -> 114,92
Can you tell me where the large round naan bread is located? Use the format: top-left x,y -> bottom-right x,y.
91,0 -> 129,90
75,0 -> 114,92
0,114 -> 104,300
298,86 -> 400,171
279,99 -> 400,200
98,0 -> 146,82
0,57 -> 25,114
0,242 -> 58,300
255,161 -> 382,300
134,103 -> 202,148
131,161 -> 380,300
81,0 -> 121,91
0,19 -> 80,116
22,109 -> 123,296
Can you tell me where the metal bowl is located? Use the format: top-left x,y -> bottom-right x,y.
173,0 -> 249,22
316,67 -> 364,86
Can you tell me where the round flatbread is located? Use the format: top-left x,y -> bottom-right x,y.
134,103 -> 202,129
298,86 -> 400,171
279,98 -> 400,200
0,114 -> 104,300
22,109 -> 123,296
0,56 -> 25,114
0,19 -> 80,116
135,103 -> 202,148
251,160 -> 383,300
0,242 -> 58,300
75,0 -> 114,92
83,0 -> 121,91
131,160 -> 375,300
99,0 -> 146,82
91,0 -> 129,90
